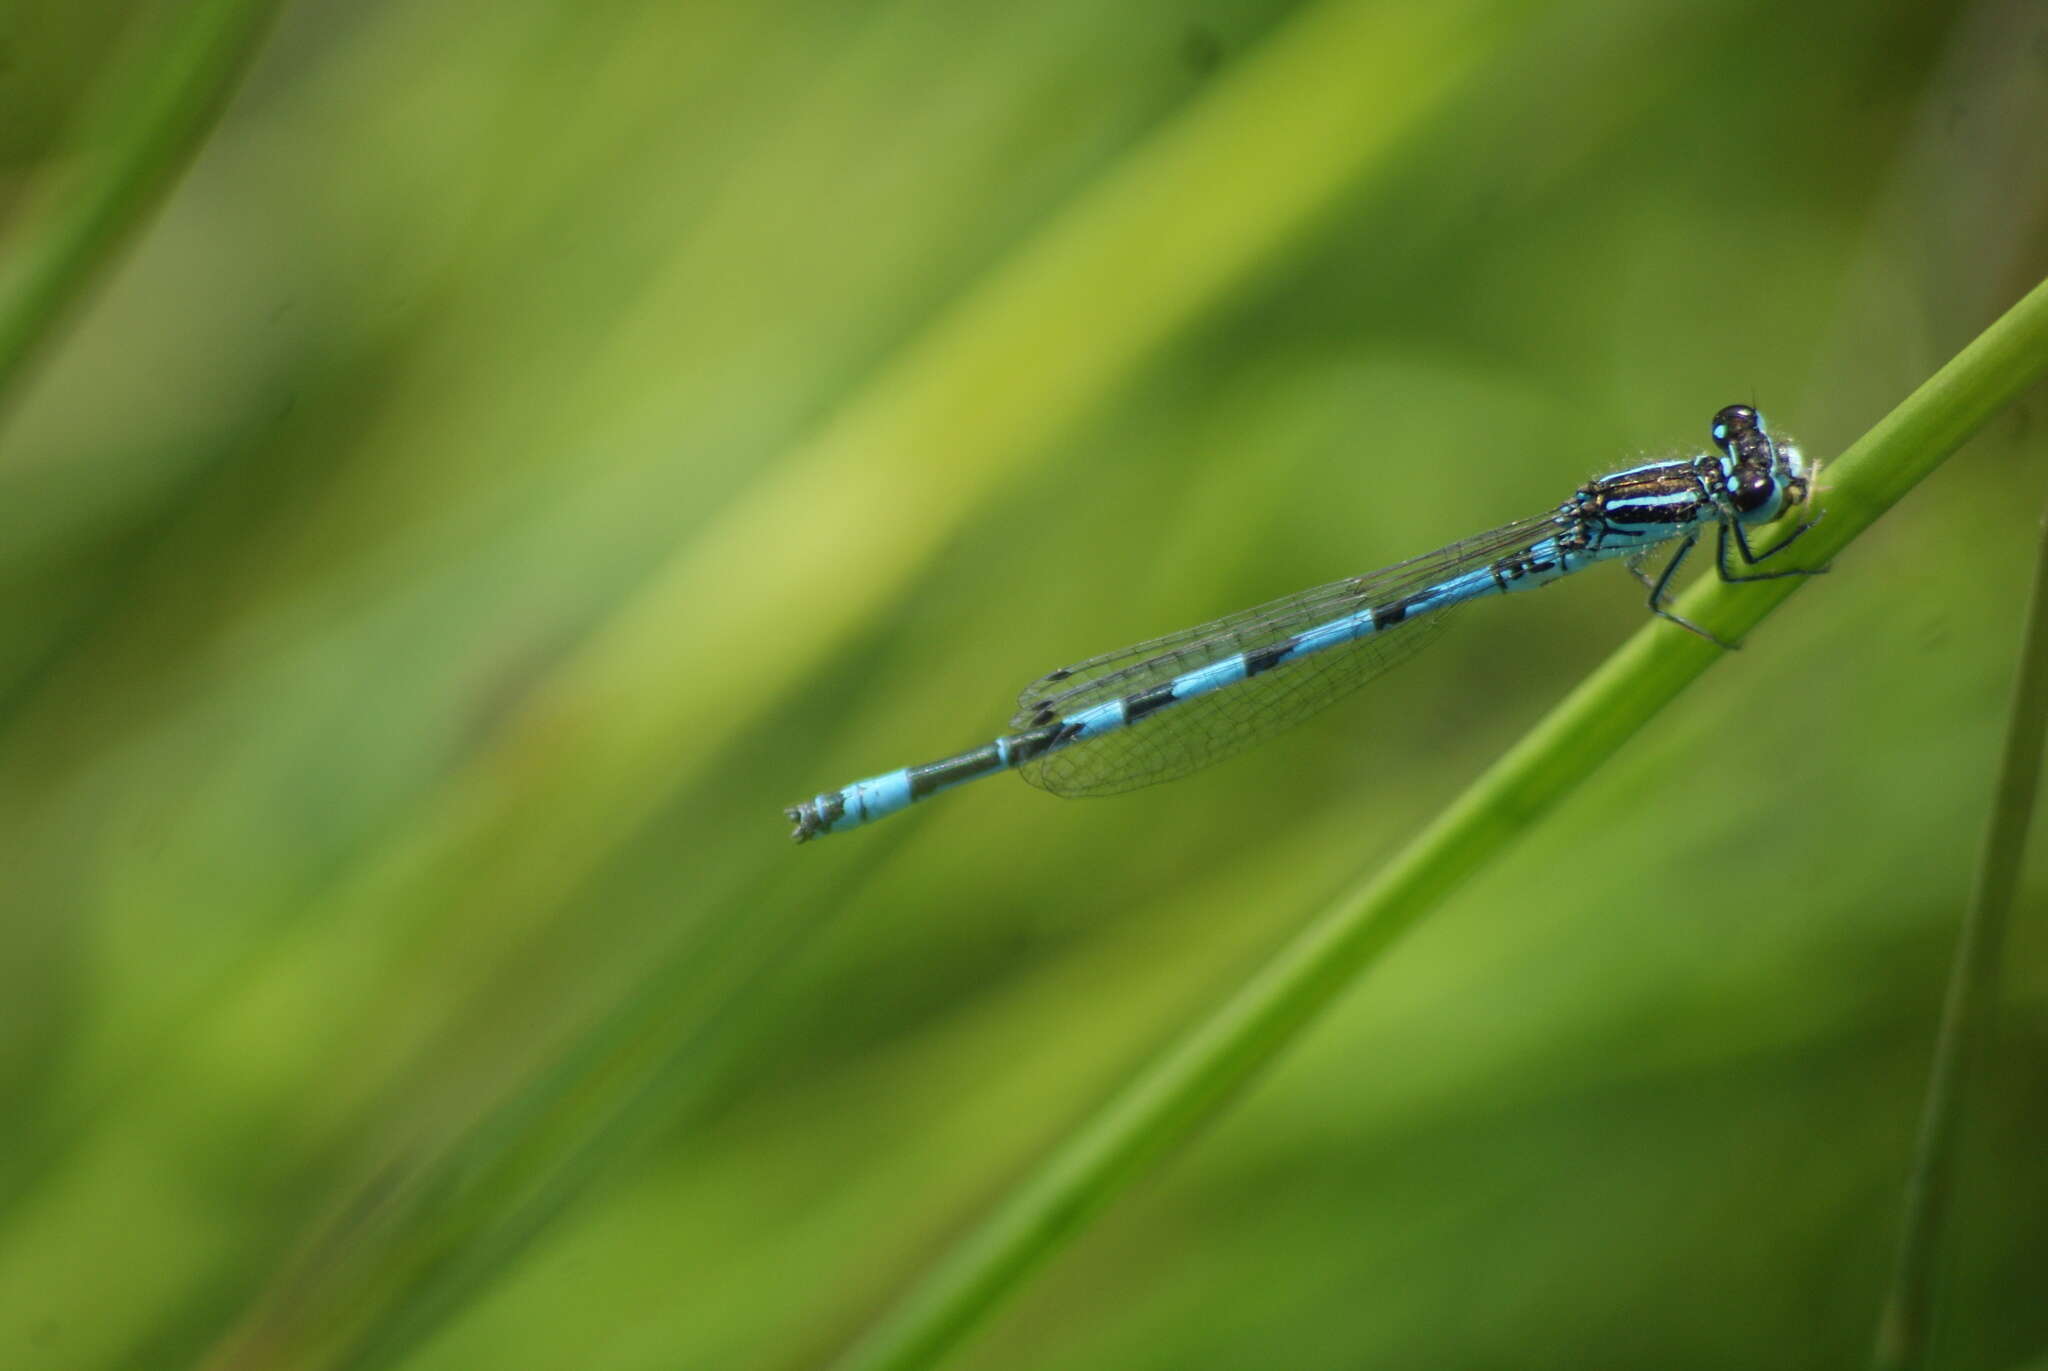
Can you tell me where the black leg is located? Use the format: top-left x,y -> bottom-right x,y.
1646,533 -> 1693,614
1718,508 -> 1829,582
1643,532 -> 1736,647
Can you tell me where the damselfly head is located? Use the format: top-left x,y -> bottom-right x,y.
1711,404 -> 1780,471
1716,404 -> 1810,523
1710,404 -> 1762,452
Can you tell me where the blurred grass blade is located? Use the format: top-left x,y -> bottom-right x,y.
0,0 -> 284,411
1871,482 -> 2048,1369
195,0 -> 1502,1150
827,272 -> 2048,1371
176,3 -> 1505,1366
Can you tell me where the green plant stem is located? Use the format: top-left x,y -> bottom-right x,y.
0,0 -> 283,412
1871,478 -> 2048,1370
828,274 -> 2048,1371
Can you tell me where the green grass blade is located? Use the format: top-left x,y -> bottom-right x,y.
0,0 -> 283,410
1871,456 -> 2048,1369
827,271 -> 2048,1371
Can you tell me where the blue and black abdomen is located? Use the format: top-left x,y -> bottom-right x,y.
786,405 -> 1816,842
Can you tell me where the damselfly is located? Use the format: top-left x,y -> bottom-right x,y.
786,405 -> 1821,843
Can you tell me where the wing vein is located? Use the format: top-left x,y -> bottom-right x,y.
1009,510 -> 1563,796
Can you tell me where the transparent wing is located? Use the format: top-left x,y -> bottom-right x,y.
1012,511 -> 1559,797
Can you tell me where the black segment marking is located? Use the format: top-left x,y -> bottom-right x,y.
1375,595 -> 1418,627
1005,725 -> 1063,765
1123,682 -> 1179,724
907,745 -> 1006,799
1243,640 -> 1297,676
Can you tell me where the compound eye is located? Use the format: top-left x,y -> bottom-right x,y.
1711,404 -> 1760,450
1731,467 -> 1775,513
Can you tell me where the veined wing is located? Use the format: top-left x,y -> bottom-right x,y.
1012,510 -> 1561,797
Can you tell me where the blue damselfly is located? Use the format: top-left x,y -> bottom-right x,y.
786,405 -> 1821,842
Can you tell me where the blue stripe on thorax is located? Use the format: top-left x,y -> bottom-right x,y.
1596,457 -> 1685,481
1607,490 -> 1696,510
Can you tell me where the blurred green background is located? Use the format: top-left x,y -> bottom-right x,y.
3,0 -> 2046,1368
